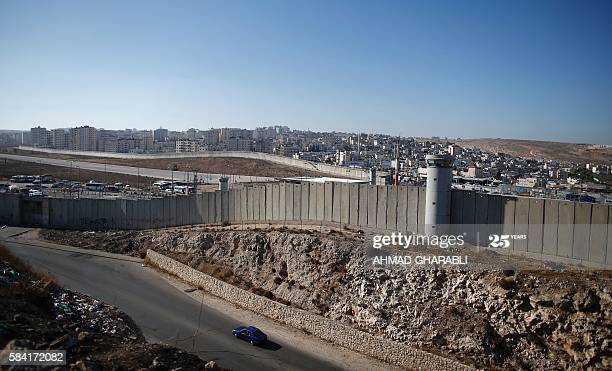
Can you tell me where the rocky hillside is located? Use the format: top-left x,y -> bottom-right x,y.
40,227 -> 611,369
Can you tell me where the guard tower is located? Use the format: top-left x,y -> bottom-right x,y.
369,167 -> 377,185
424,154 -> 454,235
218,176 -> 229,191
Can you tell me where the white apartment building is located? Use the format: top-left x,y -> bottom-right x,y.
30,126 -> 49,147
515,177 -> 544,188
50,129 -> 67,149
176,139 -> 199,153
69,125 -> 97,151
225,138 -> 252,151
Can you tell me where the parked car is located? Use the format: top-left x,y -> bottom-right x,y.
85,181 -> 105,192
40,174 -> 54,183
565,193 -> 596,203
154,180 -> 172,190
173,185 -> 189,194
69,183 -> 83,191
232,326 -> 267,345
28,189 -> 43,197
10,175 -> 28,183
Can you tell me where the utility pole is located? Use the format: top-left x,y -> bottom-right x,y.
395,137 -> 400,185
77,166 -> 81,199
192,169 -> 198,193
171,164 -> 178,193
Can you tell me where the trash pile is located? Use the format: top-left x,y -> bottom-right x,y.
2,256 -> 140,340
52,290 -> 142,339
0,259 -> 20,284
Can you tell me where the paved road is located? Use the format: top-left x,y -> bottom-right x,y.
0,153 -> 274,184
2,239 -> 340,371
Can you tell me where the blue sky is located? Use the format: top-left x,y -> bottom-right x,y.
1,0 -> 611,144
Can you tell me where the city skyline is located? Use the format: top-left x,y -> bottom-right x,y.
1,0 -> 611,144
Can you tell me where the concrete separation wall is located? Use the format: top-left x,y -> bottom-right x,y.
300,183 -> 309,221
145,250 -> 472,370
1,183 -> 610,268
257,186 -> 266,221
308,183 -> 317,221
407,186 -> 419,234
292,184 -> 301,223
349,184 -> 359,227
324,182 -> 333,222
340,183 -> 350,225
331,183 -> 341,223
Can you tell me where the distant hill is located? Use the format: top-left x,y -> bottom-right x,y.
455,138 -> 612,164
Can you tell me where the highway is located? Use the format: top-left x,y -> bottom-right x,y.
0,153 -> 274,184
1,237 -> 387,370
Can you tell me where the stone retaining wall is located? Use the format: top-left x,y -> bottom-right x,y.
145,249 -> 473,370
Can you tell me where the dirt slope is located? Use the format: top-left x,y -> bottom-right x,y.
40,227 -> 612,370
5,148 -> 327,178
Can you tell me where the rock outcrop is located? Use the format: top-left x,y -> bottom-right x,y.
41,227 -> 612,369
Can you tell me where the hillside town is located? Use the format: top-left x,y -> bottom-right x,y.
0,125 -> 609,202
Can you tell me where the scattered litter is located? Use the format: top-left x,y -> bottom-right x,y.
0,252 -> 214,370
1,260 -> 20,281
52,290 -> 139,338
184,288 -> 197,293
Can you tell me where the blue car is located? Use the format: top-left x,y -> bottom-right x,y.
232,326 -> 267,345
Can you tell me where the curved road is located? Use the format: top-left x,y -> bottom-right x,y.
1,237 -> 383,370
0,153 -> 274,184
